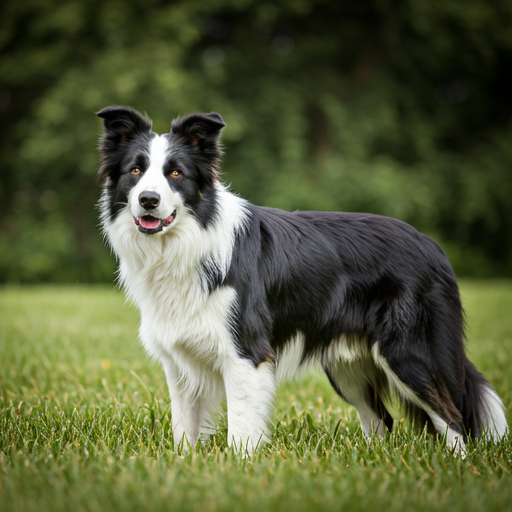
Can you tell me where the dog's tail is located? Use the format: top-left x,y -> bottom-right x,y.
462,357 -> 508,441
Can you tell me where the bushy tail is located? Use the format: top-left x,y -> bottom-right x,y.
462,358 -> 508,441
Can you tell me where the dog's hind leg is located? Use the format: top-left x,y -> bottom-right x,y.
324,359 -> 393,437
371,343 -> 466,455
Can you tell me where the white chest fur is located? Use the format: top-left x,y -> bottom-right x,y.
136,274 -> 237,365
103,186 -> 249,386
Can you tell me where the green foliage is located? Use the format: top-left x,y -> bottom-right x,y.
0,283 -> 511,511
1,0 -> 512,281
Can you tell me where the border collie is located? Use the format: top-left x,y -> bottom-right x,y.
97,105 -> 507,454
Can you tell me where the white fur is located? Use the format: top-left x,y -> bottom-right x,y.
480,385 -> 508,441
274,334 -> 309,384
102,138 -> 283,452
129,135 -> 180,223
274,334 -> 370,385
163,355 -> 224,448
327,355 -> 387,436
106,189 -> 252,450
427,409 -> 466,457
321,335 -> 371,365
224,359 -> 276,453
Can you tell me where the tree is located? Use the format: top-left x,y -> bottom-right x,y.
1,0 -> 512,281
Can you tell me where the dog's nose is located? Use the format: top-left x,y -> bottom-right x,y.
139,191 -> 161,210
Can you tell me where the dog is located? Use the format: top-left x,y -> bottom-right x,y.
97,105 -> 507,454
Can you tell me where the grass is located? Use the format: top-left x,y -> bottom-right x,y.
0,281 -> 511,512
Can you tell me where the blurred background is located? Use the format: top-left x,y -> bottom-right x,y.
0,0 -> 511,283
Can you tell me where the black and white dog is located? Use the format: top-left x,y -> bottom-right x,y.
97,106 -> 507,454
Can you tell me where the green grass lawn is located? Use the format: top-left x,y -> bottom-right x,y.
1,282 -> 511,512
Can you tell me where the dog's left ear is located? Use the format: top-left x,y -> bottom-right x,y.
171,112 -> 225,147
171,112 -> 226,185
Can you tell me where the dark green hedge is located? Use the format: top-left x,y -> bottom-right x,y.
1,0 -> 511,282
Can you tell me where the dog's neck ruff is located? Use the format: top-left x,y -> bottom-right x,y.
103,184 -> 249,302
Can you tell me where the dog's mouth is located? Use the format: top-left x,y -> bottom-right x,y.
133,210 -> 176,234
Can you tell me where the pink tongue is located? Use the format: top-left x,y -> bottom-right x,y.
140,216 -> 161,229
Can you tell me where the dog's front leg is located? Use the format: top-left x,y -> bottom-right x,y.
170,393 -> 201,450
162,358 -> 201,450
224,358 -> 276,455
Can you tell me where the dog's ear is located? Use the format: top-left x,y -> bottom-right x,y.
171,112 -> 225,144
170,112 -> 226,185
97,105 -> 152,144
96,106 -> 152,184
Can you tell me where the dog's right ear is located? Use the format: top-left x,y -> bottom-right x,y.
97,105 -> 152,144
96,106 -> 152,184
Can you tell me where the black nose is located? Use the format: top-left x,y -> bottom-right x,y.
139,191 -> 160,210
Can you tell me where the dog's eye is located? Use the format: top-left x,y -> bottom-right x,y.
131,168 -> 141,175
171,170 -> 181,178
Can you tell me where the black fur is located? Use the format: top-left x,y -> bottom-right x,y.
222,206 -> 471,431
98,106 -> 506,443
97,107 -> 223,228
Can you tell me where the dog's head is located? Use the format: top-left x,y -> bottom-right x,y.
97,106 -> 225,234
